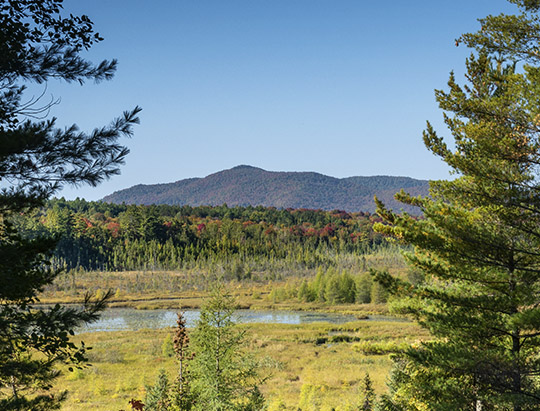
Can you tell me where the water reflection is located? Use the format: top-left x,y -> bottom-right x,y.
76,308 -> 360,333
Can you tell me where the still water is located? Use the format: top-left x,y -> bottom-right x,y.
76,308 -> 365,333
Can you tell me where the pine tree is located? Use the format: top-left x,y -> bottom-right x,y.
374,1 -> 540,409
190,287 -> 265,411
360,373 -> 375,411
0,1 -> 139,409
297,280 -> 313,302
145,369 -> 171,411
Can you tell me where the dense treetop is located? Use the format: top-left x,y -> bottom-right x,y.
13,199 -> 387,272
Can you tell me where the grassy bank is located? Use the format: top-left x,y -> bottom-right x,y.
56,319 -> 428,410
38,282 -> 390,316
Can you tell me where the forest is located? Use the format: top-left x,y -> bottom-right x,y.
13,199 -> 385,272
4,0 -> 540,410
15,200 -> 400,307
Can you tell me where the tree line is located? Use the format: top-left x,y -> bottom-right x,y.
268,266 -> 391,305
11,200 -> 387,274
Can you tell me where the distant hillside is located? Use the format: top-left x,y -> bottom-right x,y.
102,165 -> 429,213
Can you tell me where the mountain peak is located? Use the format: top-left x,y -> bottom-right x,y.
103,166 -> 428,213
229,164 -> 262,171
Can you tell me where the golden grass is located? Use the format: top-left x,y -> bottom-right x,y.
38,271 -> 392,317
55,320 -> 428,411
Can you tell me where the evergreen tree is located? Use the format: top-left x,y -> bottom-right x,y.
240,386 -> 265,411
360,373 -> 375,411
297,279 -> 315,302
0,1 -> 139,409
339,270 -> 356,303
190,287 -> 265,411
355,273 -> 372,304
375,357 -> 408,411
145,369 -> 171,411
374,1 -> 540,409
324,272 -> 342,304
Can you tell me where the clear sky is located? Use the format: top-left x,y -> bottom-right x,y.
41,0 -> 516,200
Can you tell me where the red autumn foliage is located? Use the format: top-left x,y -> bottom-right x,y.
264,227 -> 275,236
106,221 -> 121,236
82,217 -> 93,228
305,227 -> 319,237
129,398 -> 144,410
320,224 -> 335,237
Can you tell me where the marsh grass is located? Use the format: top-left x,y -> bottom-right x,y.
56,320 -> 427,410
43,247 -> 416,409
39,244 -> 409,310
37,271 -> 392,316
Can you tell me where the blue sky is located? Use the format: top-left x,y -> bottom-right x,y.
43,0 -> 515,200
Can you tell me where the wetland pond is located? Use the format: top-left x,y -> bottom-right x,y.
76,308 -> 405,333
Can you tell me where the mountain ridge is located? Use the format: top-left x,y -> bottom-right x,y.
102,165 -> 429,213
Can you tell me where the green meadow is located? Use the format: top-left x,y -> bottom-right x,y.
57,318 -> 427,410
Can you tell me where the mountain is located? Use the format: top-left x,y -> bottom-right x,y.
102,165 -> 429,213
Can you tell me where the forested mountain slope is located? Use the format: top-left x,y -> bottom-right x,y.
103,165 -> 428,213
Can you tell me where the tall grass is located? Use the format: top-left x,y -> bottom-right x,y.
56,320 -> 428,410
